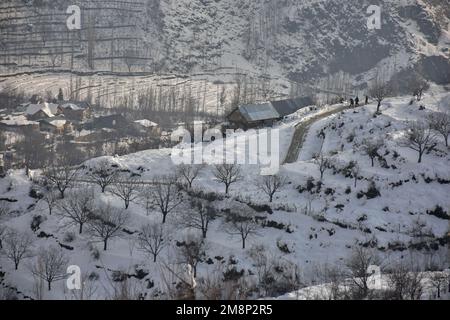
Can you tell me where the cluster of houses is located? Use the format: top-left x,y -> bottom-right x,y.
0,96 -> 161,170
0,97 -> 160,141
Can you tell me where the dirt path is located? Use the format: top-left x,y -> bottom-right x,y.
283,105 -> 350,164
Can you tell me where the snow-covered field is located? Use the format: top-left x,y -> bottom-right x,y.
0,87 -> 449,300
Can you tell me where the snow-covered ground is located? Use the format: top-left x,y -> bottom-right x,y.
0,87 -> 449,300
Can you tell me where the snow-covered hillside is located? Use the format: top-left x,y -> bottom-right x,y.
0,87 -> 449,300
1,0 -> 449,83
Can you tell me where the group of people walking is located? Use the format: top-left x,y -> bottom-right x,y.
349,95 -> 369,107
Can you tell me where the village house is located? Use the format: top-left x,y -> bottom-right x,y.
58,101 -> 92,121
23,102 -> 60,121
133,119 -> 161,136
89,114 -> 130,130
227,97 -> 313,129
39,118 -> 73,135
0,114 -> 40,133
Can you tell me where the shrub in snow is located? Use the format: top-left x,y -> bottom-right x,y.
0,286 -> 18,300
0,202 -> 10,219
28,187 -> 43,200
89,244 -> 100,260
276,239 -> 293,254
357,181 -> 381,200
88,272 -> 99,281
111,270 -> 127,282
426,206 -> 449,220
63,231 -> 76,243
185,188 -> 224,202
30,215 -> 46,232
223,266 -> 245,282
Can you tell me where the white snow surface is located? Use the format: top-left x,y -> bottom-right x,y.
0,88 -> 449,300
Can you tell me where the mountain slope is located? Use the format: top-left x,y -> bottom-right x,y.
0,0 -> 449,85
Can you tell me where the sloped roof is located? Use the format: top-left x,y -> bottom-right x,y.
1,115 -> 38,126
63,101 -> 90,109
134,119 -> 158,127
239,102 -> 279,122
60,103 -> 81,111
270,97 -> 314,117
25,102 -> 58,117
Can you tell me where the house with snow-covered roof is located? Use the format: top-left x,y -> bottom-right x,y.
58,101 -> 91,121
227,97 -> 313,129
133,119 -> 160,136
24,102 -> 60,120
39,117 -> 73,135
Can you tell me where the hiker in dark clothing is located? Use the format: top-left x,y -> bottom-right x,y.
349,98 -> 354,107
365,95 -> 369,105
355,96 -> 359,107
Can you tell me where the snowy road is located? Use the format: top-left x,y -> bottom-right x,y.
283,105 -> 350,164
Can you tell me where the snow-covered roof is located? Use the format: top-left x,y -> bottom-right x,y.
60,103 -> 81,111
0,115 -> 39,126
134,119 -> 158,127
239,102 -> 279,122
25,102 -> 58,117
48,119 -> 68,127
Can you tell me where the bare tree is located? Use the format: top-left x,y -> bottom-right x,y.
0,131 -> 6,152
88,203 -> 128,251
48,49 -> 60,69
177,234 -> 206,278
137,223 -> 166,263
213,164 -> 242,194
124,49 -> 140,73
16,129 -> 50,175
30,246 -> 69,291
56,190 -> 94,234
386,261 -> 425,300
3,229 -> 33,270
361,138 -> 383,167
177,164 -> 203,189
150,175 -> 183,224
42,165 -> 80,199
350,162 -> 361,188
345,246 -> 379,299
0,201 -> 10,220
408,75 -> 429,101
111,175 -> 141,209
0,225 -> 7,249
41,189 -> 58,216
256,174 -> 288,203
314,154 -> 330,181
178,200 -> 218,238
88,160 -> 119,193
369,78 -> 391,114
427,112 -> 450,147
224,206 -> 260,249
429,272 -> 449,299
401,121 -> 437,163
